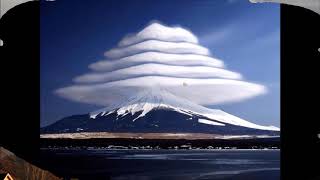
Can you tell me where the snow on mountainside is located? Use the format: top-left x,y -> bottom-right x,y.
90,88 -> 279,131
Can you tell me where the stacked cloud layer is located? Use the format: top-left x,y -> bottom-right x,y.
56,22 -> 266,106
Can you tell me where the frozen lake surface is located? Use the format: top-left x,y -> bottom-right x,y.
39,149 -> 280,180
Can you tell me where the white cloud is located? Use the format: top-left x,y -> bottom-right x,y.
74,64 -> 242,83
55,22 -> 267,107
118,22 -> 199,47
56,76 -> 266,106
90,52 -> 224,72
104,40 -> 210,59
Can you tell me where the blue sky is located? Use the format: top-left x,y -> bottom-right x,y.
40,0 -> 280,127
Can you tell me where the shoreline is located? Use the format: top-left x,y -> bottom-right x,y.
40,132 -> 280,140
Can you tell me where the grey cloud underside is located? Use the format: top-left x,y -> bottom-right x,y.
56,22 -> 267,107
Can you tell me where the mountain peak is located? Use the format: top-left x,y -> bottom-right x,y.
90,88 -> 187,120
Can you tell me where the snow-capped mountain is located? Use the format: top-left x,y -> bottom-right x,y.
41,88 -> 279,136
91,88 -> 279,131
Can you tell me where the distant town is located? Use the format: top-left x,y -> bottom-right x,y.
40,137 -> 280,150
42,144 -> 279,150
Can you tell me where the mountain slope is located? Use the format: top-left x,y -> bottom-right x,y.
41,88 -> 279,136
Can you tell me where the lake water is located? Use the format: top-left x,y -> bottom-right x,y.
39,149 -> 280,180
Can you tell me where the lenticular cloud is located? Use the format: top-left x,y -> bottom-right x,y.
55,22 -> 266,106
